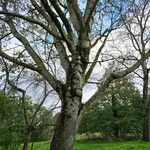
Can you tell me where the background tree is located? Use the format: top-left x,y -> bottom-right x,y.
124,0 -> 150,141
0,92 -> 25,150
79,76 -> 143,141
105,0 -> 150,141
0,91 -> 55,150
0,1 -> 150,150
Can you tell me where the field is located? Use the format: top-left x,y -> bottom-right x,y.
22,140 -> 150,150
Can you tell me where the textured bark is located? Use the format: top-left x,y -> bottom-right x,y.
50,101 -> 80,150
50,58 -> 84,150
23,131 -> 32,150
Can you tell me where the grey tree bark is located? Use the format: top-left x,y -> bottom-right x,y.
50,54 -> 84,150
23,131 -> 32,150
50,101 -> 81,150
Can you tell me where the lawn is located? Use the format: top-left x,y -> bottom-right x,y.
22,140 -> 150,150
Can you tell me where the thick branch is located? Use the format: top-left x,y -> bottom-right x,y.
41,0 -> 67,41
3,18 -> 63,92
49,0 -> 73,40
85,49 -> 150,107
0,50 -> 39,72
54,39 -> 70,72
84,0 -> 99,24
6,20 -> 45,67
67,0 -> 83,31
31,0 -> 59,36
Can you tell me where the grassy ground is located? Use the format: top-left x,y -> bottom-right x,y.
24,140 -> 150,150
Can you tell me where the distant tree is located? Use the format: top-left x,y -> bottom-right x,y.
79,76 -> 143,140
0,91 -> 55,150
0,92 -> 25,150
114,0 -> 150,141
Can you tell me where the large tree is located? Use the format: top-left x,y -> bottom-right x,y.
108,0 -> 150,141
124,1 -> 150,141
0,0 -> 150,150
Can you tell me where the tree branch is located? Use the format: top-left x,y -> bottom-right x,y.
2,17 -> 63,92
49,0 -> 73,41
85,33 -> 109,82
67,0 -> 83,31
41,0 -> 67,41
0,50 -> 39,72
2,58 -> 29,126
84,0 -> 99,24
85,49 -> 150,107
0,11 -> 62,39
54,39 -> 70,72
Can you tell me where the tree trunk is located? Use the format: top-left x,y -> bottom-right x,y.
50,52 -> 84,150
50,99 -> 81,150
142,67 -> 150,141
111,93 -> 120,139
23,131 -> 32,150
143,107 -> 150,141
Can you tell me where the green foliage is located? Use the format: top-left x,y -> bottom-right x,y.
0,92 -> 54,149
0,92 -> 25,149
79,77 -> 143,140
31,106 -> 54,142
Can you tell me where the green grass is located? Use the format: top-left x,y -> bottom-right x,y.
75,141 -> 150,150
22,140 -> 150,150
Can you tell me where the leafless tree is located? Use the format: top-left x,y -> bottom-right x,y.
108,0 -> 150,141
